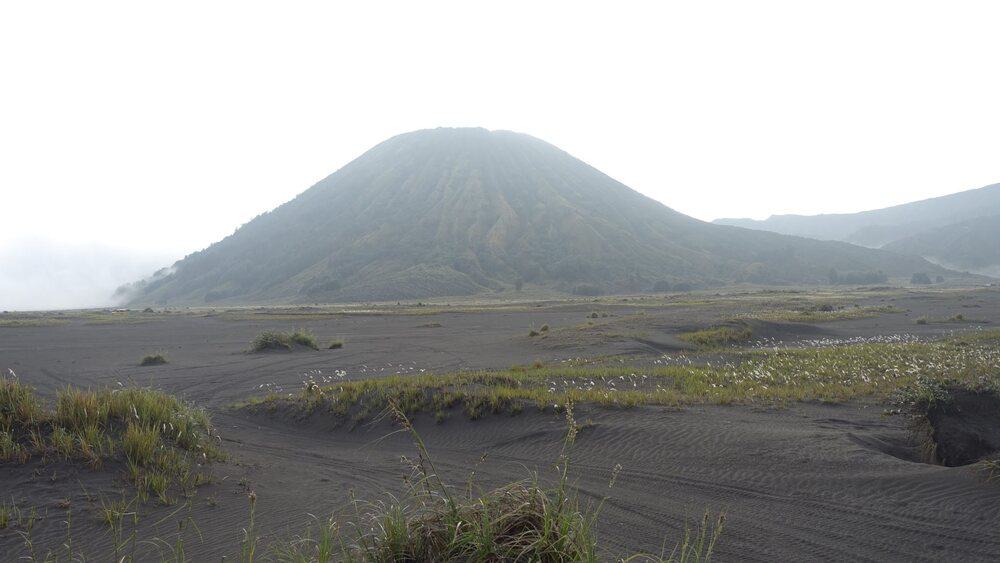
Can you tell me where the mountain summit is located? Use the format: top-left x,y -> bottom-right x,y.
129,128 -> 940,305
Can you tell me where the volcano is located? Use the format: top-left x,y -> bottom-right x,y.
128,128 -> 941,305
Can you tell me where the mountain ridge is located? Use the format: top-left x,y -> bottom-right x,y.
714,183 -> 1000,247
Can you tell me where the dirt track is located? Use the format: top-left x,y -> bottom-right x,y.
3,287 -> 1000,561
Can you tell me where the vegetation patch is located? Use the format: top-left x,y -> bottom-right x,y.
328,339 -> 344,350
0,372 -> 222,503
0,318 -> 69,328
678,324 -> 752,348
733,305 -> 904,323
243,331 -> 1000,424
915,313 -> 983,325
249,329 -> 319,352
139,353 -> 168,366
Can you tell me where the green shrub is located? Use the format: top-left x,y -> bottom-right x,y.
328,339 -> 344,350
250,329 -> 319,352
139,353 -> 167,366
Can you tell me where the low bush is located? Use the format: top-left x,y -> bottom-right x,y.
250,329 -> 319,352
139,353 -> 167,366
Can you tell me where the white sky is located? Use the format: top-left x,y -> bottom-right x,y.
2,1 -> 999,266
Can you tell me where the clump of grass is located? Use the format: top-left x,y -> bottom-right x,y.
916,317 -> 928,325
0,372 -> 223,502
140,353 -> 168,366
1,372 -> 44,428
328,339 -> 344,350
123,424 -> 160,466
540,324 -> 550,332
271,404 -> 723,561
679,324 -> 753,348
528,329 -> 541,337
249,329 -> 319,352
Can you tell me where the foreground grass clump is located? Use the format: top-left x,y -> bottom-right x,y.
269,405 -> 723,562
679,324 -> 752,348
245,331 -> 1000,423
0,372 -> 222,502
328,339 -> 344,350
139,353 -> 168,366
250,329 -> 319,352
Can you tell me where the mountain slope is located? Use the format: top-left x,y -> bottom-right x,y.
882,214 -> 1000,277
129,128 -> 943,305
714,183 -> 1000,247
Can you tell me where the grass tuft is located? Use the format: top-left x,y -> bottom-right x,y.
0,372 -> 223,501
140,353 -> 168,366
250,329 -> 319,352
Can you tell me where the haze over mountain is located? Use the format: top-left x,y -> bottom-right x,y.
0,238 -> 175,311
714,183 -> 1000,276
126,128 -> 943,306
882,214 -> 1000,277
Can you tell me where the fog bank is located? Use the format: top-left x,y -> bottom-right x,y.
0,238 -> 177,311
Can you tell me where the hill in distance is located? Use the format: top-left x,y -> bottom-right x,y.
715,184 -> 1000,275
126,128 -> 946,306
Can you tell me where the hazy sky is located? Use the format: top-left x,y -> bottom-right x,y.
2,1 -> 1000,308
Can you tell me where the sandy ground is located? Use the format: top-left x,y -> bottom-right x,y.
2,287 -> 1000,560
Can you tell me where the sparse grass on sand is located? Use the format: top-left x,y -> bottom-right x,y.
139,353 -> 168,366
0,318 -> 69,328
678,324 -> 752,348
244,331 -> 1000,423
328,339 -> 344,350
249,329 -> 319,352
0,372 -> 222,503
265,404 -> 723,562
732,305 -> 904,323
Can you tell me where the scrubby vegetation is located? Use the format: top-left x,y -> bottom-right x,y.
139,353 -> 167,366
678,324 -> 752,348
244,331 -> 1000,424
328,339 -> 344,349
249,329 -> 319,352
734,305 -> 903,323
0,372 -> 222,503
